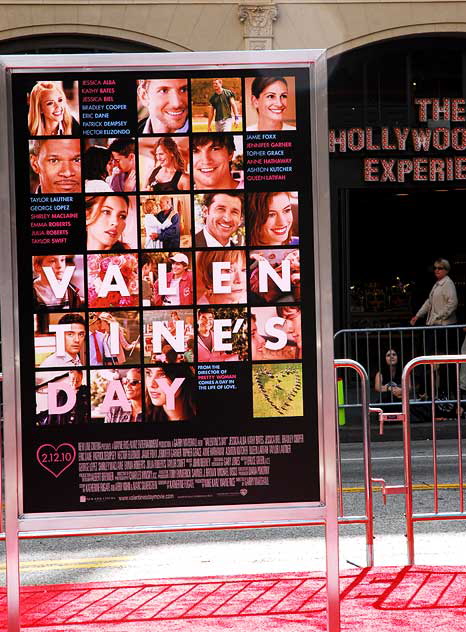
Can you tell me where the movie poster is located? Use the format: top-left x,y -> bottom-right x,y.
11,68 -> 318,513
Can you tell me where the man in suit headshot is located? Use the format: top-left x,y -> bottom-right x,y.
195,192 -> 243,247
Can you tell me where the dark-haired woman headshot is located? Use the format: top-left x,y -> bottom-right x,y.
86,194 -> 131,251
248,192 -> 299,246
84,145 -> 113,193
145,364 -> 196,421
247,76 -> 295,131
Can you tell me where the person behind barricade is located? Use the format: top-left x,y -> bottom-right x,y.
373,348 -> 428,422
374,349 -> 402,407
410,258 -> 458,329
410,258 -> 458,415
459,333 -> 466,417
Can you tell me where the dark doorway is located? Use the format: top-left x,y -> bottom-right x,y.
347,188 -> 466,327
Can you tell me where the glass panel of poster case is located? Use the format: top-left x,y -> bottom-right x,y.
7,56 -> 323,517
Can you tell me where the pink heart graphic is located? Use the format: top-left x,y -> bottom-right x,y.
36,443 -> 76,478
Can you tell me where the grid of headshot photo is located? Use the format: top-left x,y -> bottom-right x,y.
23,73 -> 304,426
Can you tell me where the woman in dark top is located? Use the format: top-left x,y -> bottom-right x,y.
146,137 -> 189,192
374,348 -> 402,405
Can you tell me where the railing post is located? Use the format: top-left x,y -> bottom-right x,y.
334,359 -> 374,567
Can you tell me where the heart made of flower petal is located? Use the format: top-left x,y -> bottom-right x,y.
255,368 -> 301,414
36,443 -> 76,478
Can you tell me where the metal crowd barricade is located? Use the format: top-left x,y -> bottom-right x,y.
334,324 -> 466,416
334,359 -> 374,567
401,355 -> 466,565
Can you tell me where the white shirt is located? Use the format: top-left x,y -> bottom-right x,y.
200,227 -> 234,248
416,275 -> 458,325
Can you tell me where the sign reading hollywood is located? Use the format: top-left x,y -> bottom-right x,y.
329,97 -> 466,182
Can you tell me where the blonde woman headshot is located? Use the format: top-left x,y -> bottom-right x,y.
28,81 -> 79,136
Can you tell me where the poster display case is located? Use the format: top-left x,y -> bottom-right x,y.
0,49 -> 338,631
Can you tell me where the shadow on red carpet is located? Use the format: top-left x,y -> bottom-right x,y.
1,566 -> 466,630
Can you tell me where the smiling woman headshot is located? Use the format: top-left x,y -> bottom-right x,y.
86,194 -> 135,251
246,76 -> 296,132
28,81 -> 80,136
248,191 -> 299,247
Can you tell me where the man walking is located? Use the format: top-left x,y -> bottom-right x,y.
207,79 -> 239,132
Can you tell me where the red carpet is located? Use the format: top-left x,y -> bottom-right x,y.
2,566 -> 466,630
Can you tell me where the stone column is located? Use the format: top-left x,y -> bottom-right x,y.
238,4 -> 278,50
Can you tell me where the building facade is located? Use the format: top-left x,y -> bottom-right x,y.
0,0 -> 462,55
2,1 -> 466,332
